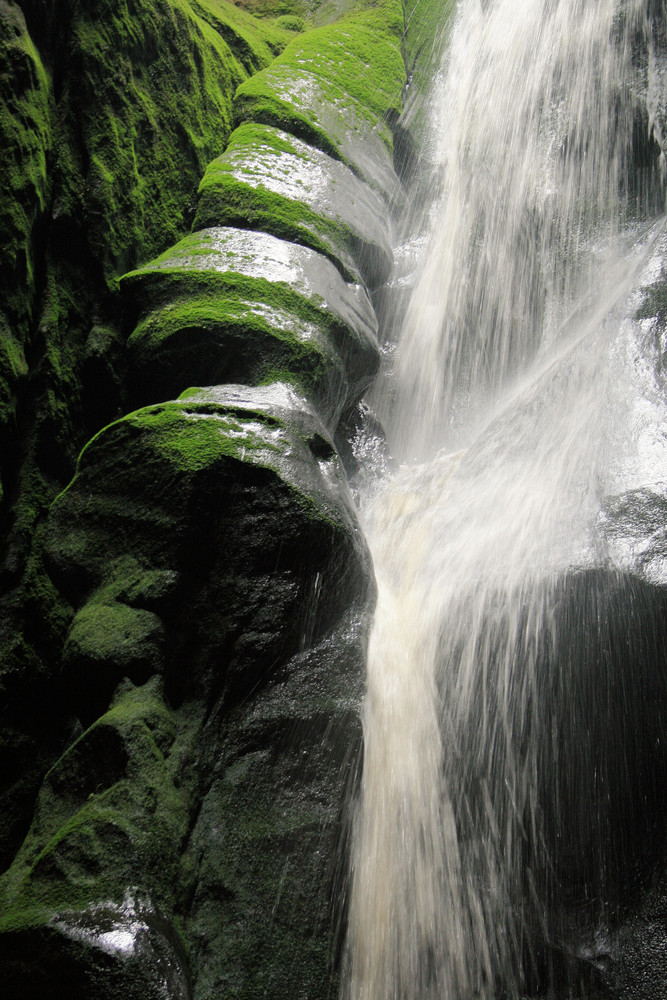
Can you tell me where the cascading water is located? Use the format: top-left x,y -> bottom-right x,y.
343,1 -> 666,998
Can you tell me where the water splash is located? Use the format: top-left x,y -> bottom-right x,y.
344,1 -> 663,998
391,0 -> 651,460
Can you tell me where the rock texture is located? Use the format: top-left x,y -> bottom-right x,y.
0,0 -> 405,996
0,0 -> 291,878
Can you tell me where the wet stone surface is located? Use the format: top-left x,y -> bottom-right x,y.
121,227 -> 380,426
233,64 -> 400,200
194,123 -> 394,288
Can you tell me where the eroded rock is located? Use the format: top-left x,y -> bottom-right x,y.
194,123 -> 393,288
121,228 -> 380,427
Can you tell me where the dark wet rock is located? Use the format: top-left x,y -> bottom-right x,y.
186,608 -> 365,1000
441,565 -> 667,999
536,570 -> 667,904
45,380 -> 373,717
0,677 -> 193,999
121,227 -> 380,428
194,123 -> 393,288
0,907 -> 191,1000
11,383 -> 376,998
605,863 -> 667,999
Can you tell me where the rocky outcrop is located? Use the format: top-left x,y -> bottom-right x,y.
0,0 -> 407,996
1,384 -> 373,998
0,0 -> 292,877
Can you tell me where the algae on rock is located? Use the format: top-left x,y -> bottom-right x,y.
0,0 -> 411,994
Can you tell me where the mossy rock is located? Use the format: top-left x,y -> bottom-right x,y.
45,383 -> 373,709
0,1 -> 52,328
54,0 -> 291,291
0,0 -> 293,789
186,602 -> 366,1000
0,677 -> 194,998
194,122 -> 393,288
0,318 -> 29,455
0,1 -> 52,462
121,227 -> 380,427
62,602 -> 165,723
232,0 -> 405,199
38,384 -> 374,996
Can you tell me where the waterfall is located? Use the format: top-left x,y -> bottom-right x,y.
343,1 -> 664,998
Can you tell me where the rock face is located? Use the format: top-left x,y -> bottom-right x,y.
2,384 -> 374,998
4,1 -> 667,999
0,0 -> 405,996
0,0 -> 291,878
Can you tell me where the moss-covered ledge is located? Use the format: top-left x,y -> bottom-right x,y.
194,122 -> 394,287
232,0 -> 406,199
120,227 -> 381,426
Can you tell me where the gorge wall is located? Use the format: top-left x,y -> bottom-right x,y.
0,0 -> 419,995
2,1 -> 667,999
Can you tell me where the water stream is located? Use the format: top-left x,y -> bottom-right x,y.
344,1 -> 665,997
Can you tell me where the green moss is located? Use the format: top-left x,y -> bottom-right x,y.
194,185 -> 352,273
120,223 -> 380,420
128,280 -> 335,338
221,0 -> 307,21
129,288 -> 327,354
193,127 -> 363,280
0,677 -> 194,930
232,0 -> 405,171
122,236 -> 366,345
257,368 -> 302,387
274,0 -> 404,118
94,558 -> 180,608
0,2 -> 53,445
64,601 -> 164,672
60,0 -> 291,293
125,404 -> 284,473
0,318 -> 28,435
275,14 -> 306,30
129,292 -> 336,378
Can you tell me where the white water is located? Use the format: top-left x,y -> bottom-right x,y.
344,1 -> 662,998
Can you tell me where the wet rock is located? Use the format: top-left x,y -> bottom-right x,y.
194,123 -> 393,288
26,383 -> 375,997
232,0 -> 405,202
0,678 -> 193,999
45,380 -> 373,720
186,609 -> 365,1000
121,227 -> 380,428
